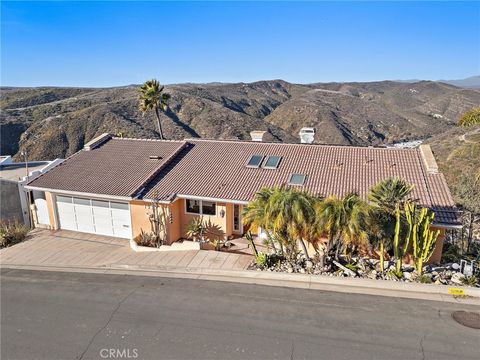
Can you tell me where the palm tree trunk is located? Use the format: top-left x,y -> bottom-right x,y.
266,232 -> 278,255
154,107 -> 164,140
379,240 -> 385,274
298,238 -> 309,259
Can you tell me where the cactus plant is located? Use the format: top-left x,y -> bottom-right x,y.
393,204 -> 411,273
404,201 -> 440,274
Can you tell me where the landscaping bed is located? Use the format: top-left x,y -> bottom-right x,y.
248,254 -> 479,287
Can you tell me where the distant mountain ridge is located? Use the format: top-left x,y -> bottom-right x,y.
1,79 -> 479,164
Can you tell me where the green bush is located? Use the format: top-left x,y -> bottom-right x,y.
255,252 -> 268,268
441,242 -> 461,263
419,275 -> 433,284
0,220 -> 29,248
461,276 -> 478,287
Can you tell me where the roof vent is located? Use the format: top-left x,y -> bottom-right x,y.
149,155 -> 163,160
419,144 -> 439,174
299,127 -> 315,144
84,133 -> 112,151
250,131 -> 267,142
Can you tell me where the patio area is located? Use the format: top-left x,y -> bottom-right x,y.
0,229 -> 254,271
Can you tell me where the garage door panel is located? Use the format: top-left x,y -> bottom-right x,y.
92,204 -> 114,236
56,196 -> 76,231
56,196 -> 131,239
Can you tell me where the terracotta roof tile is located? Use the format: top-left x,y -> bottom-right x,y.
144,139 -> 459,225
28,138 -> 185,197
28,136 -> 460,226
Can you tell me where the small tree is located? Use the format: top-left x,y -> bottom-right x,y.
404,201 -> 440,274
458,107 -> 480,127
454,171 -> 480,253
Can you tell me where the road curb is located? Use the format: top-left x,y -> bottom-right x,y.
2,263 -> 479,305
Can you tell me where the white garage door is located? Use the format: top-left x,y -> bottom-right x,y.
56,196 -> 131,239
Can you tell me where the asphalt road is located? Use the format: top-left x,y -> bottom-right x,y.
1,269 -> 478,360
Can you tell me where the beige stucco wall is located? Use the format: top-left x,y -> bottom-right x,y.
179,199 -> 231,240
130,200 -> 154,240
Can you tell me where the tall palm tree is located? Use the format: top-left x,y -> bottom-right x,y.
265,186 -> 317,260
315,193 -> 370,260
138,79 -> 170,140
242,187 -> 279,254
368,177 -> 414,272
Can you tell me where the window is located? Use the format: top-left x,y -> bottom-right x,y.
186,199 -> 201,214
202,201 -> 216,216
246,154 -> 264,168
288,173 -> 306,186
263,155 -> 282,169
185,199 -> 217,216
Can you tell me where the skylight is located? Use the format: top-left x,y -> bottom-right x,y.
288,173 -> 306,186
246,154 -> 264,168
263,155 -> 282,169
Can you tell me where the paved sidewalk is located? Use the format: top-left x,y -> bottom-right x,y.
2,230 -> 479,305
0,229 -> 253,271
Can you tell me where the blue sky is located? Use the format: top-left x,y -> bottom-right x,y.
1,1 -> 479,87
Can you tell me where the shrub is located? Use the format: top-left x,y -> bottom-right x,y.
255,252 -> 268,268
441,242 -> 461,263
461,276 -> 478,287
419,275 -> 433,284
0,220 -> 29,248
458,107 -> 480,127
134,230 -> 157,247
254,252 -> 282,269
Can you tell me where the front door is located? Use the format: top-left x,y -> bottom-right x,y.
233,204 -> 241,233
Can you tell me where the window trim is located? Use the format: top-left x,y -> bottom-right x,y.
288,173 -> 306,186
245,154 -> 264,168
262,155 -> 282,169
184,198 -> 217,216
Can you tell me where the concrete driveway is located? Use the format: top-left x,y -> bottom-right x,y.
0,229 -> 253,271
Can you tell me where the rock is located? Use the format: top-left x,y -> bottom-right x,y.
450,272 -> 465,284
434,279 -> 441,285
287,268 -> 294,274
305,260 -> 313,269
299,268 -> 306,274
451,263 -> 460,270
403,272 -> 412,280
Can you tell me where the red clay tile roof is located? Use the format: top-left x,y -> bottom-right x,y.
143,139 -> 459,225
28,136 -> 460,226
27,138 -> 186,197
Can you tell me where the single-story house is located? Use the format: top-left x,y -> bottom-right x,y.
1,155 -> 63,226
26,133 -> 460,262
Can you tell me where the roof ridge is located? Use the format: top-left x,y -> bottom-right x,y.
185,138 -> 418,151
129,140 -> 189,198
111,136 -> 185,143
414,147 -> 435,208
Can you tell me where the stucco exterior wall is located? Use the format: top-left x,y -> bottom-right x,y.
179,199 -> 231,240
428,227 -> 445,264
130,200 -> 153,240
